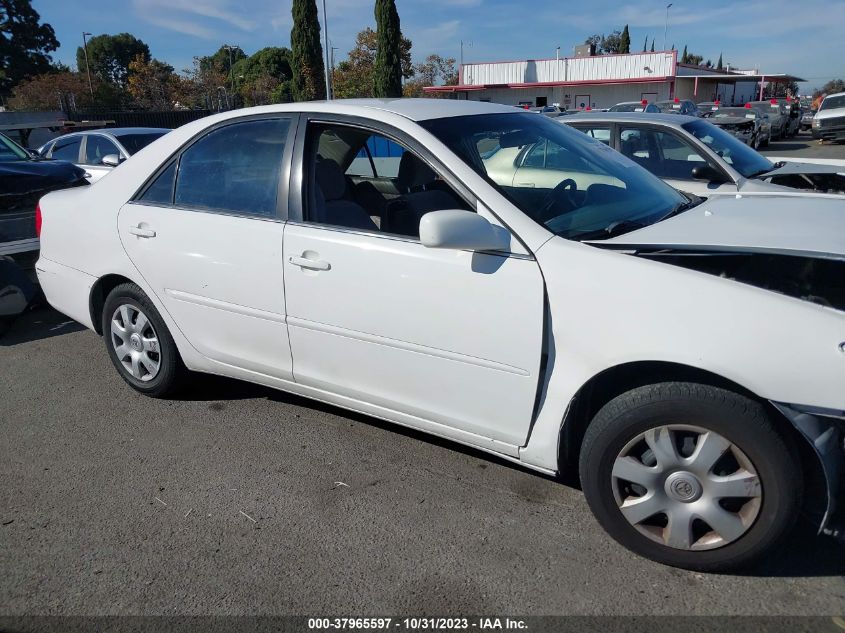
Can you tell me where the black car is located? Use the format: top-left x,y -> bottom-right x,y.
1,132 -> 88,334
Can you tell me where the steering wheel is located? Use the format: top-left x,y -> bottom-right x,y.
539,178 -> 578,220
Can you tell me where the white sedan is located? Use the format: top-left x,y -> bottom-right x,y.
35,99 -> 845,571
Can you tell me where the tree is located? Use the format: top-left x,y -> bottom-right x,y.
0,0 -> 59,96
820,78 -> 845,95
681,45 -> 688,63
332,28 -> 412,99
717,53 -> 723,70
231,47 -> 293,106
650,40 -> 655,52
374,0 -> 402,97
8,71 -> 101,110
403,54 -> 457,97
290,0 -> 325,101
127,55 -> 178,109
77,33 -> 150,86
585,31 -> 623,54
642,36 -> 648,52
619,25 -> 630,54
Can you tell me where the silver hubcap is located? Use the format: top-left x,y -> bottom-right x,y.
612,425 -> 762,551
110,304 -> 161,382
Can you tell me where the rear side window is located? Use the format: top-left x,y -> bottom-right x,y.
174,118 -> 290,218
51,137 -> 81,162
138,161 -> 177,205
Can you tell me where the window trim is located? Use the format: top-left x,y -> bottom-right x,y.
287,114 -> 478,236
130,113 -> 299,222
79,133 -> 121,167
49,134 -> 83,163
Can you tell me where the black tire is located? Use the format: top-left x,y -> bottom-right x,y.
579,382 -> 802,572
102,282 -> 187,397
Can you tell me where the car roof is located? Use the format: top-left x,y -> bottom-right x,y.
823,91 -> 845,99
103,127 -> 170,135
564,111 -> 699,125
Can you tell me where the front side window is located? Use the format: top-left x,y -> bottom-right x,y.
306,123 -> 469,238
681,119 -> 773,178
572,125 -> 612,145
0,134 -> 30,161
113,132 -> 167,155
174,118 -> 290,218
51,137 -> 82,162
619,127 -> 709,181
421,113 -> 688,241
83,136 -> 120,165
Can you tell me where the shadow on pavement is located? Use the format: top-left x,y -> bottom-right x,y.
0,305 -> 85,347
175,374 -> 845,578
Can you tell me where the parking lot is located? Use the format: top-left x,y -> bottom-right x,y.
2,305 -> 845,618
760,130 -> 845,160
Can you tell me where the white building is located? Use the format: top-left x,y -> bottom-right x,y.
424,51 -> 802,109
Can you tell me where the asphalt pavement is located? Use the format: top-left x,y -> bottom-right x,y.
759,130 -> 845,160
1,306 -> 844,618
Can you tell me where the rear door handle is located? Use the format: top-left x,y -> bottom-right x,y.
128,225 -> 156,238
288,255 -> 330,271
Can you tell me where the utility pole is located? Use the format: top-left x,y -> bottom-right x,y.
222,44 -> 240,101
330,45 -> 338,98
460,40 -> 472,84
321,0 -> 331,99
663,4 -> 673,51
82,32 -> 94,101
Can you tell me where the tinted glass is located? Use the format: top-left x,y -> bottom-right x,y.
820,95 -> 845,111
421,113 -> 686,241
175,118 -> 289,217
619,127 -> 708,181
573,126 -> 612,145
84,135 -> 120,165
114,132 -> 167,155
138,161 -> 177,205
681,119 -> 773,178
0,134 -> 29,161
51,137 -> 82,161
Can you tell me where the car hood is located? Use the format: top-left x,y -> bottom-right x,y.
709,117 -> 754,126
0,159 -> 86,195
593,195 -> 845,261
816,107 -> 845,121
759,161 -> 845,177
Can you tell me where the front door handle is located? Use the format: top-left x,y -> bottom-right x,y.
128,224 -> 156,238
288,255 -> 330,271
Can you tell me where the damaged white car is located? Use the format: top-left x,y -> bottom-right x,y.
35,100 -> 845,571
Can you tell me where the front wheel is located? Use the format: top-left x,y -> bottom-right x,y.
102,282 -> 188,397
579,382 -> 802,571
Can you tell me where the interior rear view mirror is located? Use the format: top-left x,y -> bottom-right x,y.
419,210 -> 510,252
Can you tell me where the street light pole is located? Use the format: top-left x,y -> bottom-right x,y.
82,32 -> 94,101
321,0 -> 331,99
663,3 -> 673,51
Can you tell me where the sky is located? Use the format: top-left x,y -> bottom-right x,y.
32,0 -> 844,92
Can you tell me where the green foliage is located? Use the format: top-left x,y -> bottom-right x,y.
650,40 -> 655,52
76,33 -> 150,86
585,31 -> 623,54
232,47 -> 294,106
820,78 -> 845,95
374,0 -> 402,97
199,45 -> 247,75
290,0 -> 326,101
717,53 -> 723,70
642,36 -> 648,52
619,25 -> 630,54
0,0 -> 59,95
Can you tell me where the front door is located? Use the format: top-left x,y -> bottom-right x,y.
118,116 -> 297,379
282,119 -> 545,446
575,94 -> 591,110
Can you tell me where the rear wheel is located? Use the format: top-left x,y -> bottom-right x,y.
102,283 -> 187,397
579,382 -> 801,571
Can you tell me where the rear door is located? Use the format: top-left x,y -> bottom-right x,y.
80,134 -> 121,182
118,115 -> 298,380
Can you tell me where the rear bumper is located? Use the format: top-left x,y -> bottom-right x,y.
35,257 -> 97,330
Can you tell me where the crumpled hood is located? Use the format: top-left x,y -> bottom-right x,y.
595,194 -> 845,261
709,116 -> 754,126
0,159 -> 86,196
760,161 -> 845,177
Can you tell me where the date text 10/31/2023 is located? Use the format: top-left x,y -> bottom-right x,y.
307,618 -> 528,630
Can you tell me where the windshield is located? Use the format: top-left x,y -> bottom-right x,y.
655,101 -> 683,113
420,113 -> 688,241
609,103 -> 643,112
681,119 -> 773,178
113,132 -> 167,155
820,95 -> 845,111
0,134 -> 31,162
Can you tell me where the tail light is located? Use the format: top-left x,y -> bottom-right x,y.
35,203 -> 42,238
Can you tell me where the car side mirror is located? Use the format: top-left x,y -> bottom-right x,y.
419,210 -> 511,252
691,164 -> 727,183
102,154 -> 122,167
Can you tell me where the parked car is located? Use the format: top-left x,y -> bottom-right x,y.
696,101 -> 723,114
748,100 -> 788,139
608,101 -> 660,113
0,132 -> 88,329
801,108 -> 816,131
36,99 -> 845,572
529,105 -> 565,117
655,98 -> 700,117
562,112 -> 845,196
38,128 -> 169,183
812,92 -> 845,142
701,106 -> 768,149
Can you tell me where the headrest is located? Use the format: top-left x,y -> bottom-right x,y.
397,152 -> 436,191
315,158 -> 347,201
